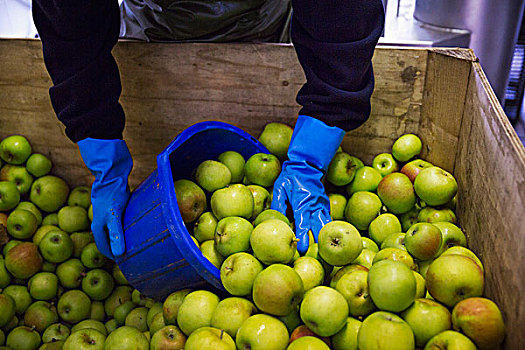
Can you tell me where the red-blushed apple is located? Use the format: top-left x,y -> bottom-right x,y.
5,242 -> 43,279
214,216 -> 253,257
258,122 -> 293,161
220,252 -> 263,296
211,297 -> 257,338
413,271 -> 426,298
368,260 -> 417,312
414,167 -> 457,206
401,159 -> 433,183
0,294 -> 15,328
211,184 -> 254,220
289,325 -> 331,347
433,222 -> 467,255
392,134 -> 422,162
162,289 -> 192,326
0,257 -> 12,289
451,297 -> 505,350
377,173 -> 416,214
369,213 -> 402,246
328,193 -> 347,220
288,336 -> 330,350
426,255 -> 484,307
380,232 -> 406,251
252,264 -> 304,316
247,185 -> 270,220
244,153 -> 281,187
361,237 -> 379,252
424,330 -> 477,350
352,248 -> 376,269
331,317 -> 361,350
326,152 -> 364,186
418,207 -> 456,224
300,286 -> 349,337
150,325 -> 186,350
405,223 -> 443,260
372,247 -> 418,271
318,221 -> 362,266
357,311 -> 415,350
293,257 -> 325,291
344,191 -> 382,230
440,246 -> 484,272
173,179 -> 207,223
24,301 -> 59,333
250,219 -> 297,265
177,290 -> 220,336
329,264 -> 368,289
372,153 -> 399,177
336,270 -> 376,317
195,160 -> 232,192
218,150 -> 245,183
236,314 -> 289,350
346,166 -> 383,195
401,298 -> 452,347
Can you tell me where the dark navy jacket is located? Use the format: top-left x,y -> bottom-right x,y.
32,0 -> 385,142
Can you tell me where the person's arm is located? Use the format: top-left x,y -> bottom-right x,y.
32,0 -> 132,259
272,0 -> 384,253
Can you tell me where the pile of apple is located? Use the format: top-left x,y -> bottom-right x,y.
169,123 -> 506,350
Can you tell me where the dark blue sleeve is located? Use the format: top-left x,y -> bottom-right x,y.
32,0 -> 125,142
291,0 -> 385,131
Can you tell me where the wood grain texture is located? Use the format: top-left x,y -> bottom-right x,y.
455,62 -> 525,350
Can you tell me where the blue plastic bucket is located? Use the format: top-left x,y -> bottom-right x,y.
116,121 -> 269,299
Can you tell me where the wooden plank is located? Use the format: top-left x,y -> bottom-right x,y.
455,62 -> 525,350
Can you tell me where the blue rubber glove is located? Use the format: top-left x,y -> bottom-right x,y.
78,138 -> 133,259
271,115 -> 345,254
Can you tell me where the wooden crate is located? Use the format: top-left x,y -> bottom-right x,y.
1,39 -> 524,348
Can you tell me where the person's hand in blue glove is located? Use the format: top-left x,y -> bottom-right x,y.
78,138 -> 133,259
271,115 -> 345,254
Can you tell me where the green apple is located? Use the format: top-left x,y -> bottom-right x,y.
352,248 -> 376,269
380,232 -> 406,251
162,289 -> 192,325
288,336 -> 330,350
392,134 -> 422,162
0,294 -> 15,327
440,246 -> 483,272
57,206 -> 90,233
56,258 -> 85,289
177,290 -> 220,335
250,219 -> 297,265
401,298 -> 452,347
253,209 -> 290,227
199,239 -> 224,269
104,326 -> 149,350
357,311 -> 415,350
30,175 -> 70,213
57,290 -> 91,324
328,193 -> 347,220
247,185 -> 270,220
361,237 -> 378,252
451,297 -> 505,350
418,259 -> 433,279
368,260 -> 417,312
329,264 -> 368,289
331,317 -> 361,350
426,255 -> 484,307
2,313 -> 17,333
413,271 -> 426,298
16,201 -> 42,225
258,122 -> 293,161
81,242 -> 106,268
24,301 -> 58,332
278,307 -> 301,334
399,207 -> 421,232
193,212 -> 218,243
132,289 -> 150,307
336,270 -> 376,317
418,207 -> 456,224
6,209 -> 38,239
63,328 -> 105,350
2,285 -> 32,314
405,223 -> 443,260
0,181 -> 20,211
112,264 -> 128,285
218,151 -> 245,183
300,286 -> 349,337
40,341 -> 66,350
220,252 -> 263,296
327,152 -> 364,186
318,221 -> 362,266
344,191 -> 382,230
88,205 -> 93,221
0,165 -> 33,195
67,186 -> 91,208
114,301 -> 137,326
377,173 -> 416,214
125,307 -> 149,332
42,213 -> 59,226
5,242 -> 43,279
211,297 -> 257,338
369,213 -> 402,245
214,216 -> 253,257
149,313 -> 167,336
0,135 -> 31,164
105,319 -> 118,334
173,179 -> 207,223
26,153 -> 52,177
424,330 -> 477,350
150,325 -> 186,350
70,231 -> 95,258
236,314 -> 289,350
42,323 -> 70,343
253,264 -> 304,316
6,326 -> 41,350
90,301 -> 106,322
372,153 -> 399,177
82,269 -> 114,301
346,166 -> 382,195
39,229 -> 73,263
433,222 -> 467,256
293,256 -> 325,291
244,153 -> 281,187
195,160 -> 232,192
211,184 -> 254,220
0,257 -> 11,288
372,247 -> 418,271
414,167 -> 457,206
28,272 -> 58,300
